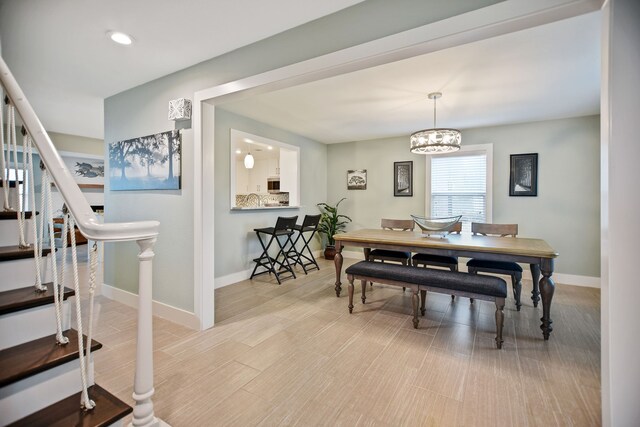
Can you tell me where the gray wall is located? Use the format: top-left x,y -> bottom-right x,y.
214,109 -> 327,278
102,0 -> 497,311
49,132 -> 103,156
327,115 -> 600,277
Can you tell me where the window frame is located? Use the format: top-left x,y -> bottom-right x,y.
424,143 -> 493,225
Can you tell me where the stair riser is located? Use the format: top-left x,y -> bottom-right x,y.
0,358 -> 95,426
0,257 -> 50,292
0,300 -> 71,350
0,219 -> 35,247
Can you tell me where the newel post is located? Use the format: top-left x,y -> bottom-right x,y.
130,238 -> 167,427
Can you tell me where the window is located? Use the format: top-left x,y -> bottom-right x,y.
426,144 -> 492,232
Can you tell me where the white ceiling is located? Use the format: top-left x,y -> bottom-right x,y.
0,0 -> 365,139
220,11 -> 601,144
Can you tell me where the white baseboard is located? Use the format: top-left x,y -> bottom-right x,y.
214,269 -> 252,289
100,283 -> 200,329
339,250 -> 600,288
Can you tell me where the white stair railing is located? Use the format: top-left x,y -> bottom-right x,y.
0,55 -> 166,427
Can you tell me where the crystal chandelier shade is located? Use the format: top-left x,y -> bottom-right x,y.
410,92 -> 461,154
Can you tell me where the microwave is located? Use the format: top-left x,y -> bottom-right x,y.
267,177 -> 280,193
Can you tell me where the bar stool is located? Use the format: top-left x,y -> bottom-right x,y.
288,214 -> 321,274
250,216 -> 298,285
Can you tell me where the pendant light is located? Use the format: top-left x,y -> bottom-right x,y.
244,152 -> 254,169
410,92 -> 461,154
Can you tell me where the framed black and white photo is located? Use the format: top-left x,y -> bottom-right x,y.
509,153 -> 538,196
394,161 -> 413,197
347,169 -> 367,190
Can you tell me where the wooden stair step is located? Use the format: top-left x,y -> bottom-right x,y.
0,283 -> 74,316
0,211 -> 36,220
0,245 -> 51,262
8,383 -> 133,427
0,329 -> 102,387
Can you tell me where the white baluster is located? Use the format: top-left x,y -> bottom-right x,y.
130,237 -> 169,427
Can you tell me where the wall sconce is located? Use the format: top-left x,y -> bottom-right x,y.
168,98 -> 192,121
244,152 -> 254,169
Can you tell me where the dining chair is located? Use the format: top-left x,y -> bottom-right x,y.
466,222 -> 523,310
367,218 -> 414,264
367,219 -> 414,289
412,221 -> 462,300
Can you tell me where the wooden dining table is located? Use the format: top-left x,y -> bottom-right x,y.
333,229 -> 559,340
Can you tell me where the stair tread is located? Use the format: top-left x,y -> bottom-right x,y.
8,383 -> 133,427
0,283 -> 75,316
0,245 -> 52,261
0,211 -> 36,220
0,329 -> 102,387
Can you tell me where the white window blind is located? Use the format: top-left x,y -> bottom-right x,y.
431,153 -> 487,230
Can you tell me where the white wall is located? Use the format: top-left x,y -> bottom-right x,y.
327,115 -> 600,277
601,0 -> 640,425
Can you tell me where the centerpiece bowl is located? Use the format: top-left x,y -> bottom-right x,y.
411,215 -> 462,238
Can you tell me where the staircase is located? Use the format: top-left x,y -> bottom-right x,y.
0,211 -> 132,426
1,54 -> 165,426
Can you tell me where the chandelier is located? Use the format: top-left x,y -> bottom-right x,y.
410,92 -> 461,154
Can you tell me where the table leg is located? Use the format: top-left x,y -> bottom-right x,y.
539,258 -> 555,340
530,263 -> 541,307
334,242 -> 344,297
363,247 -> 371,261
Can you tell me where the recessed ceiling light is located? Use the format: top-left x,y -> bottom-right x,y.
108,31 -> 133,45
267,146 -> 273,150
235,149 -> 241,154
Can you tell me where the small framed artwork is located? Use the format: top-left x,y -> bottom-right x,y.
394,161 -> 413,197
347,169 -> 367,190
509,153 -> 538,196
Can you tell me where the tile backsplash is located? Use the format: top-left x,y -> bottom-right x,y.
235,192 -> 289,208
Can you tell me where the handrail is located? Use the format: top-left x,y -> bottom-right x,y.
0,56 -> 159,241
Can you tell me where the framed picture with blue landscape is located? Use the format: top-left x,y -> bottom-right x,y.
109,130 -> 181,190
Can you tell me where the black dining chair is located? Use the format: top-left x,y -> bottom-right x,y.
466,222 -> 523,310
412,221 -> 462,300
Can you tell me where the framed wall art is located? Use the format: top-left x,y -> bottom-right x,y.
109,130 -> 181,191
509,153 -> 538,196
394,161 -> 413,197
347,169 -> 367,190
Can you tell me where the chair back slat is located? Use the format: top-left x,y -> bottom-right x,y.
301,214 -> 321,229
381,218 -> 414,231
450,221 -> 462,234
275,216 -> 298,231
471,222 -> 518,237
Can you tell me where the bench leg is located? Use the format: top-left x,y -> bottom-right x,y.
348,277 -> 354,314
361,279 -> 367,304
420,290 -> 426,316
495,298 -> 505,349
412,289 -> 420,329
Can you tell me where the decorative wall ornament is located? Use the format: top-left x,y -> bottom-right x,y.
347,169 -> 367,190
168,98 -> 192,121
509,153 -> 538,196
394,161 -> 413,197
109,130 -> 181,191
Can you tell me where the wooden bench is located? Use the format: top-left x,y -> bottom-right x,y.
345,261 -> 508,349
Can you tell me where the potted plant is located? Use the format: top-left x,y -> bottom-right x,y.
317,198 -> 352,260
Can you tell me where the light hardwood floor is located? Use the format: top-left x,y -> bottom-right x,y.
77,256 -> 600,426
